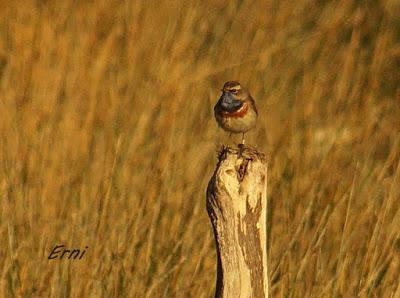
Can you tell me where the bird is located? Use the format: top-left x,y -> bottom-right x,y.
214,81 -> 258,144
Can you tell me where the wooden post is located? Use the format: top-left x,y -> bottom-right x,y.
206,145 -> 268,298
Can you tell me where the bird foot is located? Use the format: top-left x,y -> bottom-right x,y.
237,143 -> 245,158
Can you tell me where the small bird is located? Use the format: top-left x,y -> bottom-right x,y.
214,81 -> 258,144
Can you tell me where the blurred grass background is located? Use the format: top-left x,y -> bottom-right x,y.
0,0 -> 399,297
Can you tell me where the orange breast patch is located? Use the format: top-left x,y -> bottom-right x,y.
221,102 -> 249,118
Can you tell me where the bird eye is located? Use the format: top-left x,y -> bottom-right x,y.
230,89 -> 238,94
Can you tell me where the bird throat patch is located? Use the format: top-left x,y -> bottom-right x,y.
222,102 -> 249,118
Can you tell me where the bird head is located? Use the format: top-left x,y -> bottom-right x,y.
219,81 -> 248,112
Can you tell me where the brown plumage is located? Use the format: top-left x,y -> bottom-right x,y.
214,81 -> 258,144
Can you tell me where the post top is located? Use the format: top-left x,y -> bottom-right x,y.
217,144 -> 267,163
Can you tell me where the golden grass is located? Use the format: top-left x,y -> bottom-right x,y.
0,0 -> 399,296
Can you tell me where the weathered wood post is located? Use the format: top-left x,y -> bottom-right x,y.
206,145 -> 268,298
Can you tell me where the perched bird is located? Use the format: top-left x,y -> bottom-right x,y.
214,81 -> 258,144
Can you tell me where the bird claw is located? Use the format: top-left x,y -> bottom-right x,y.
237,143 -> 245,158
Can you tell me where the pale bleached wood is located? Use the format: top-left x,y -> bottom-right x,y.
207,145 -> 269,298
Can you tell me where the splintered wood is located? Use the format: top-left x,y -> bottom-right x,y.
207,145 -> 268,298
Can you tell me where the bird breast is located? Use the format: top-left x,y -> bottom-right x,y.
215,102 -> 257,133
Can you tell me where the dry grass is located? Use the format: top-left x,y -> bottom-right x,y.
0,0 -> 399,297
